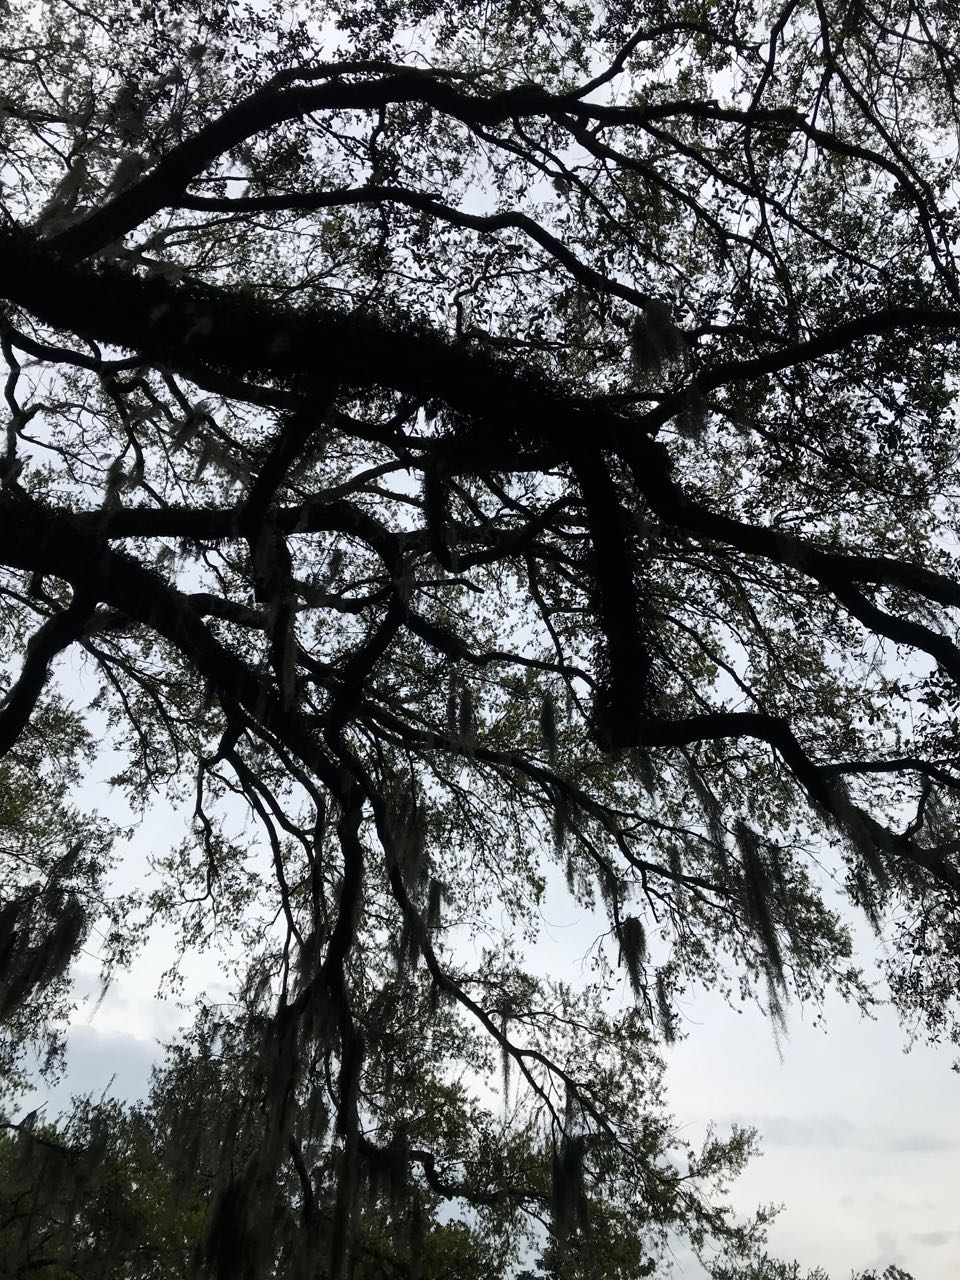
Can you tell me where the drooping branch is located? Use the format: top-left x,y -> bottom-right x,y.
0,588 -> 96,757
0,495 -> 345,795
365,694 -> 960,894
619,437 -> 960,690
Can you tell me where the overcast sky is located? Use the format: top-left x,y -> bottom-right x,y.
16,652 -> 960,1280
27,841 -> 960,1280
668,983 -> 960,1278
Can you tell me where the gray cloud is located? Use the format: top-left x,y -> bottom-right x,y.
20,1024 -> 161,1118
872,1231 -> 906,1267
888,1132 -> 956,1153
838,1191 -> 940,1212
726,1112 -> 958,1154
910,1231 -> 954,1247
756,1113 -> 857,1148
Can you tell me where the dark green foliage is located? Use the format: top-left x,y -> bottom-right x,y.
445,672 -> 458,737
0,890 -> 85,1020
630,303 -> 686,376
655,970 -> 675,1046
619,915 -> 647,997
457,684 -> 475,744
0,1096 -> 204,1279
386,780 -> 429,894
425,877 -> 443,933
550,1131 -> 589,1243
200,1171 -> 265,1280
735,822 -> 784,988
553,786 -> 571,858
539,688 -> 557,762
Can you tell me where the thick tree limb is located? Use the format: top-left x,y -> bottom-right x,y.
0,589 -> 96,756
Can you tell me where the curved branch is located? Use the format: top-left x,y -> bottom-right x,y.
42,71 -> 596,262
0,588 -> 96,756
177,184 -> 655,312
634,711 -> 960,890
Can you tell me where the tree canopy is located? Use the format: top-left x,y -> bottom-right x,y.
0,0 -> 957,1275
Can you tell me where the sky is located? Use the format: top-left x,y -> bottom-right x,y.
667,983 -> 960,1278
33,937 -> 960,1280
11,430 -> 955,1280
8,512 -> 958,1280
24,779 -> 960,1280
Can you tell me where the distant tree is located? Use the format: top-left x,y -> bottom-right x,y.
708,1253 -> 916,1280
0,702 -> 121,1097
0,0 -> 958,1276
1,991 -> 764,1280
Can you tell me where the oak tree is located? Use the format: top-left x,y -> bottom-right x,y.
0,0 -> 958,1276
